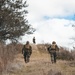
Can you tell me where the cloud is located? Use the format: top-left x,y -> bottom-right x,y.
20,0 -> 75,49
27,0 -> 75,22
21,18 -> 75,49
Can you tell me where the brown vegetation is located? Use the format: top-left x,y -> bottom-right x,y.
0,43 -> 23,74
0,43 -> 75,75
57,47 -> 74,60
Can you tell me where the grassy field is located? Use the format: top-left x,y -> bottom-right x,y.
2,44 -> 75,75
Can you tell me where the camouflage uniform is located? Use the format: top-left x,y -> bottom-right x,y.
33,37 -> 36,44
48,41 -> 59,63
22,41 -> 32,63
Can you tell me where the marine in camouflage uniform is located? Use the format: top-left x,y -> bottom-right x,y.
33,37 -> 36,44
22,41 -> 32,63
48,41 -> 59,63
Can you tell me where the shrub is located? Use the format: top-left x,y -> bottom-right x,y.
57,47 -> 74,60
0,43 -> 23,74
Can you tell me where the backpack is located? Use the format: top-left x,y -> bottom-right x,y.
51,44 -> 56,49
22,45 -> 32,55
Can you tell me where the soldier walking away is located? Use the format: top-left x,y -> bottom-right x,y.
22,41 -> 32,63
33,37 -> 36,44
47,41 -> 59,64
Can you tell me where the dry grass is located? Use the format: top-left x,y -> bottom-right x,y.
0,43 -> 23,74
3,52 -> 75,75
1,43 -> 75,75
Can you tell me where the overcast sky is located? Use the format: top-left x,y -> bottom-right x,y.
21,0 -> 75,49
